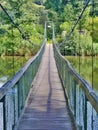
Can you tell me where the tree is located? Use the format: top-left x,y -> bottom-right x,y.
0,0 -> 45,56
85,17 -> 98,43
44,0 -> 62,12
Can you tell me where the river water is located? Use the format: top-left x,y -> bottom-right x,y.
0,56 -> 30,88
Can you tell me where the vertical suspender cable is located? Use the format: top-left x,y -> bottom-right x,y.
78,20 -> 81,74
12,26 -> 15,75
78,0 -> 83,75
91,0 -> 94,129
92,0 -> 94,89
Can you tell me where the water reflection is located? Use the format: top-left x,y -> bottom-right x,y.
66,56 -> 98,94
0,56 -> 30,87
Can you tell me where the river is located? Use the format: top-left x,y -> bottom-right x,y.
0,56 -> 30,88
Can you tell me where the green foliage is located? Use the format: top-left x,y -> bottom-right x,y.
85,17 -> 98,43
60,22 -> 71,32
0,0 -> 98,56
57,1 -> 98,56
63,4 -> 76,23
0,0 -> 46,56
61,28 -> 98,56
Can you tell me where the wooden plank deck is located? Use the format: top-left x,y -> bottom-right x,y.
17,44 -> 75,130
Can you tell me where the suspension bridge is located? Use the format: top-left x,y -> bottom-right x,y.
0,1 -> 98,130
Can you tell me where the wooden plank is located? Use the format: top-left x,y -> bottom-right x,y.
17,44 -> 75,130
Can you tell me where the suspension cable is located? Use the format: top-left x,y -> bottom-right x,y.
59,0 -> 91,47
0,3 -> 35,45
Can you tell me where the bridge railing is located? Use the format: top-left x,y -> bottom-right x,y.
53,43 -> 98,130
0,40 -> 46,130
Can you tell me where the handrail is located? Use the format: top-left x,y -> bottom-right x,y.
53,43 -> 98,130
0,40 -> 46,130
